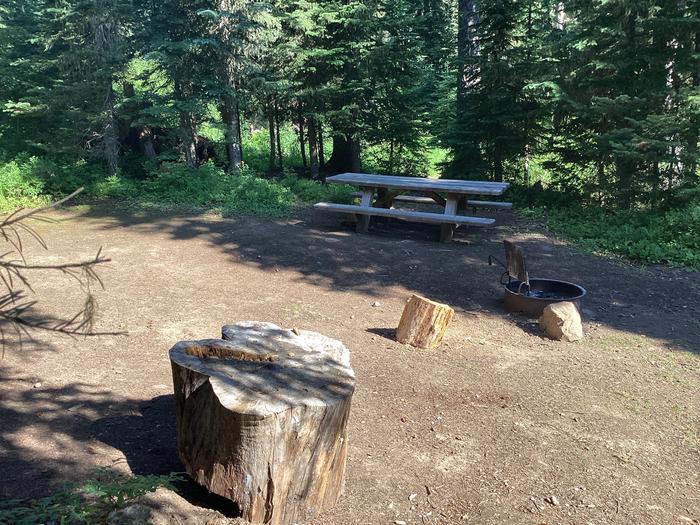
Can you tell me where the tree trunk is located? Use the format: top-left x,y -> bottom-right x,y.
104,80 -> 119,176
181,112 -> 197,169
597,161 -> 605,206
616,158 -> 635,209
318,123 -> 325,168
388,139 -> 395,174
237,109 -> 244,163
217,0 -> 244,171
140,127 -> 157,160
275,108 -> 283,170
524,142 -> 530,186
268,105 -> 278,173
555,2 -> 566,30
351,137 -> 361,172
222,96 -> 243,172
452,0 -> 482,176
457,0 -> 480,105
307,117 -> 319,180
689,28 -> 699,178
298,114 -> 307,168
326,134 -> 360,174
493,143 -> 503,182
170,321 -> 355,525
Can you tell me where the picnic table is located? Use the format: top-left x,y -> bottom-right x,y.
314,172 -> 511,242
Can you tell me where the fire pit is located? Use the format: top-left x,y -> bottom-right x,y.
489,240 -> 587,317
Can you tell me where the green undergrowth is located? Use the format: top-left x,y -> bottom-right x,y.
0,471 -> 181,525
2,155 -> 698,270
0,157 -> 355,217
524,205 -> 700,269
0,156 -> 51,210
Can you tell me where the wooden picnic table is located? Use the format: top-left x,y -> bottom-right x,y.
315,172 -> 510,242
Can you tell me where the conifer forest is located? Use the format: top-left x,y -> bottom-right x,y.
0,1 -> 698,265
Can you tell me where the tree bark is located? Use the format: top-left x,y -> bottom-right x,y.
555,2 -> 566,30
104,80 -> 119,176
170,322 -> 355,525
452,0 -> 483,176
307,117 -> 320,179
222,96 -> 243,172
275,107 -> 283,170
493,143 -> 503,182
181,112 -> 197,169
140,127 -> 157,160
388,139 -> 395,174
457,0 -> 480,106
689,28 -> 699,178
175,79 -> 198,169
351,136 -> 361,172
616,158 -> 635,209
217,0 -> 243,172
298,114 -> 307,168
318,123 -> 325,168
326,134 -> 360,174
268,103 -> 278,173
396,295 -> 454,349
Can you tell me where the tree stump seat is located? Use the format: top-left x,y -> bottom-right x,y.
396,294 -> 454,348
169,321 -> 355,525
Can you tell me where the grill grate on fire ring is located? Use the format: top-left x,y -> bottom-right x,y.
489,240 -> 587,317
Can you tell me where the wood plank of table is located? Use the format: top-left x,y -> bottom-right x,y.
326,173 -> 508,195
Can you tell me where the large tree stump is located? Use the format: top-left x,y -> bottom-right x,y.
169,321 -> 355,525
396,294 -> 454,348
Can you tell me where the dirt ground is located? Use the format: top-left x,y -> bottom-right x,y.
1,205 -> 698,525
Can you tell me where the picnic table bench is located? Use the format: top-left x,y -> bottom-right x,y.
314,172 -> 511,242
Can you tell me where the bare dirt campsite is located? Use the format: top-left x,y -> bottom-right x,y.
1,207 -> 699,525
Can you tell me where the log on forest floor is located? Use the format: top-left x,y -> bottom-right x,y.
169,321 -> 355,525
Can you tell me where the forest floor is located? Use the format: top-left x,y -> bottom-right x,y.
1,205 -> 699,525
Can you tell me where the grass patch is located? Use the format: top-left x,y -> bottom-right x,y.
526,205 -> 700,269
0,471 -> 180,524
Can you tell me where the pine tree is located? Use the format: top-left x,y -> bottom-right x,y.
135,0 -> 217,168
554,0 -> 699,207
449,0 -> 551,182
1,0 -> 133,172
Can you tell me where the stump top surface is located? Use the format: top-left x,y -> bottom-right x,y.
170,322 -> 355,417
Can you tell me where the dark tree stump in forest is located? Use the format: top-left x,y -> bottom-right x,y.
169,321 -> 355,525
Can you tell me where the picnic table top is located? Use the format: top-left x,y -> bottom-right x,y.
326,173 -> 509,196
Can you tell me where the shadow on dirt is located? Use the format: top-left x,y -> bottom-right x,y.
0,377 -> 239,515
92,394 -> 241,516
367,327 -> 397,342
75,204 -> 700,355
0,374 -> 133,500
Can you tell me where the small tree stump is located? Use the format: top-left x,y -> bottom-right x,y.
396,294 -> 454,348
169,321 -> 355,525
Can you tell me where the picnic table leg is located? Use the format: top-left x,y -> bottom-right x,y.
439,195 -> 459,243
356,187 -> 373,234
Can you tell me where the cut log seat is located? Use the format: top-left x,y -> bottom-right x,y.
170,321 -> 355,525
396,294 -> 454,348
314,202 -> 496,227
